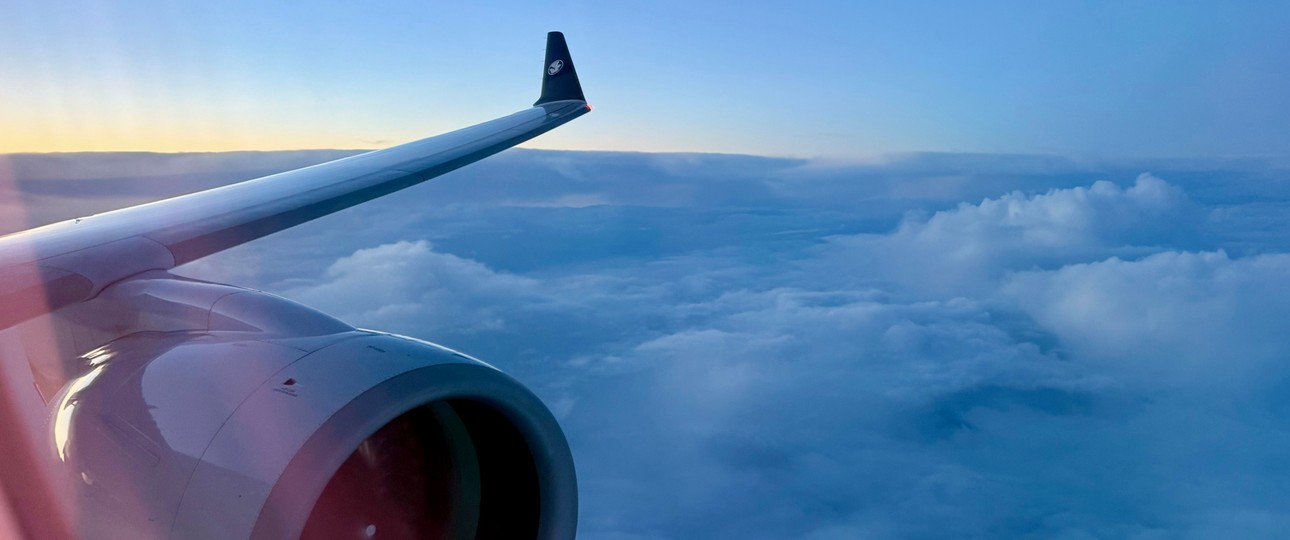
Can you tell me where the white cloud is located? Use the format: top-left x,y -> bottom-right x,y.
259,167 -> 1290,539
810,173 -> 1196,297
1004,250 -> 1290,388
26,151 -> 1286,538
284,240 -> 541,335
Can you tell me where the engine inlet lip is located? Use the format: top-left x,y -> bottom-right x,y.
249,362 -> 578,540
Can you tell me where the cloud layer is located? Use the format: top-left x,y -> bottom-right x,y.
10,150 -> 1290,538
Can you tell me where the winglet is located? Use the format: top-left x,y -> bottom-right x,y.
535,31 -> 586,105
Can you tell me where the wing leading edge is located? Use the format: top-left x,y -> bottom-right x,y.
0,32 -> 589,330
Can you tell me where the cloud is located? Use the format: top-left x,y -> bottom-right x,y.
809,173 -> 1198,297
224,158 -> 1290,538
13,150 -> 1290,538
1005,250 -> 1290,387
283,240 -> 542,335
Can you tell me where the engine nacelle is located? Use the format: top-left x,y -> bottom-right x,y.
36,273 -> 576,539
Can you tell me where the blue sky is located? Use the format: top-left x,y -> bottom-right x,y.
3,1 -> 1288,157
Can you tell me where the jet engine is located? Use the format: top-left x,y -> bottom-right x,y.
29,272 -> 576,539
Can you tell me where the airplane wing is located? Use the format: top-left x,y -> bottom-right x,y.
0,32 -> 588,540
0,31 -> 589,330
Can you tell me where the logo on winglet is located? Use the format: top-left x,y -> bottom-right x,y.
548,59 -> 564,76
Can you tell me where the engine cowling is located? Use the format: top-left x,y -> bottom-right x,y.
38,272 -> 576,539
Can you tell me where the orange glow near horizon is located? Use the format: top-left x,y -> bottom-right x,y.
0,104 -> 618,154
0,133 -> 379,154
0,111 -> 378,153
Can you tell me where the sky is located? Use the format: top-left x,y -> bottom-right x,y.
6,150 -> 1290,538
3,1 -> 1290,158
